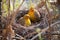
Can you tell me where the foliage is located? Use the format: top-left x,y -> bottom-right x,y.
2,0 -> 8,17
2,0 -> 22,17
36,28 -> 43,40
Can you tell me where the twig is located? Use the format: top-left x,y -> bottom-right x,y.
13,0 -> 15,11
9,0 -> 24,25
45,0 -> 53,40
13,34 -> 26,40
2,0 -> 24,40
31,21 -> 60,40
24,32 -> 37,38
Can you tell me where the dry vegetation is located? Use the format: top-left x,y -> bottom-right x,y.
0,0 -> 60,40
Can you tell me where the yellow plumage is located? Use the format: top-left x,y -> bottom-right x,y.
28,7 -> 41,22
18,14 -> 31,27
24,14 -> 31,26
28,7 -> 36,21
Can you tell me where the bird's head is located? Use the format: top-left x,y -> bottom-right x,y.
24,14 -> 30,19
29,7 -> 34,12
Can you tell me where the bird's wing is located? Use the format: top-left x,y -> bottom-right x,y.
34,9 -> 41,19
18,17 -> 25,26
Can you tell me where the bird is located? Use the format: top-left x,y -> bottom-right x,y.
16,10 -> 28,21
28,7 -> 41,22
18,14 -> 31,27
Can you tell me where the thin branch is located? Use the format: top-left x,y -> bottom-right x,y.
31,21 -> 60,40
9,0 -> 24,25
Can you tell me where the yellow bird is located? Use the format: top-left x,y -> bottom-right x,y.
28,7 -> 41,22
18,14 -> 31,27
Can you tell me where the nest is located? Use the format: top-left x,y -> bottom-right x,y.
14,10 -> 46,30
